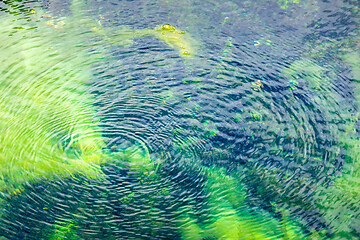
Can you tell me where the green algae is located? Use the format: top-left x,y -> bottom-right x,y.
282,59 -> 328,91
178,166 -> 305,240
3,0 -> 358,239
276,47 -> 360,238
277,0 -> 301,9
107,143 -> 158,178
151,24 -> 198,56
0,14 -> 106,193
260,56 -> 360,238
0,0 -> 200,194
309,50 -> 360,239
107,23 -> 199,57
50,219 -> 81,240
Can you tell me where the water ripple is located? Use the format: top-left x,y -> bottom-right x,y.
1,0 -> 360,239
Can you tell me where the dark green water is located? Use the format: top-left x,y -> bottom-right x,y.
0,0 -> 360,239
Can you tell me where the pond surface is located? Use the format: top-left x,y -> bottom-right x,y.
0,0 -> 360,239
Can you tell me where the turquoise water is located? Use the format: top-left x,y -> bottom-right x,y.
0,0 -> 360,239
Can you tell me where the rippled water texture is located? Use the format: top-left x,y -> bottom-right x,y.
1,0 -> 360,239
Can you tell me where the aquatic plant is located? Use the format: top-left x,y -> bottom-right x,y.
0,12 -> 106,193
309,50 -> 360,238
176,165 -> 305,240
0,0 -> 200,195
277,0 -> 300,9
151,24 -> 196,56
107,23 -> 198,57
275,51 -> 360,238
50,219 -> 81,240
0,1 -> 204,238
4,0 -> 359,239
282,59 -> 326,90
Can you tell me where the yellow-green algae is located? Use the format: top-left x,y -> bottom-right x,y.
177,166 -> 305,240
150,24 -> 196,56
0,13 -> 105,193
0,1 -> 329,239
280,56 -> 360,239
282,59 -> 328,91
50,219 -> 81,240
0,0 -> 199,195
310,50 -> 360,239
108,23 -> 199,57
0,2 -> 307,238
73,0 -> 198,57
72,0 -> 199,57
277,0 -> 301,9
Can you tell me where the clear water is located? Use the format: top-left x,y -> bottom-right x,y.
0,0 -> 360,239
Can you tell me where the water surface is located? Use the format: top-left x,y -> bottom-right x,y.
0,0 -> 360,239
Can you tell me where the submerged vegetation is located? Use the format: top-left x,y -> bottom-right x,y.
0,8 -> 106,193
1,0 -> 360,239
0,0 -> 197,194
0,0 -> 201,238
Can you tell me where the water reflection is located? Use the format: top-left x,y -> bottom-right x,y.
1,0 -> 360,239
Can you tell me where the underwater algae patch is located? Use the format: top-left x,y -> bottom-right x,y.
0,0 -> 199,195
175,165 -> 306,240
3,0 -> 353,239
310,49 -> 360,237
0,2 -> 306,238
0,14 -> 105,193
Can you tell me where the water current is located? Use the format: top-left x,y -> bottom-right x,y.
0,0 -> 360,239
